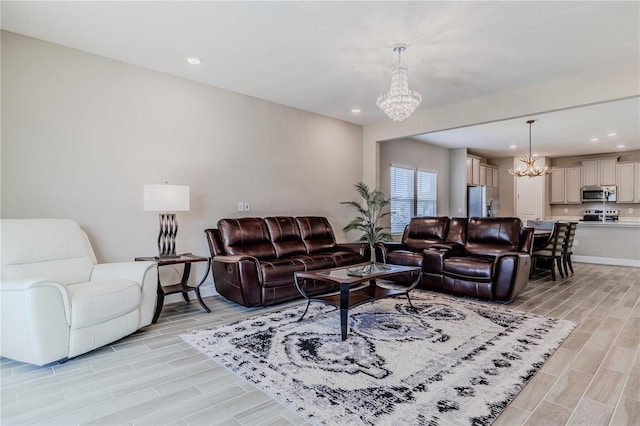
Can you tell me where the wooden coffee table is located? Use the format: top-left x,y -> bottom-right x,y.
294,262 -> 421,340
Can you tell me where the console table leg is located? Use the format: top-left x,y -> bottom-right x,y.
195,258 -> 211,313
152,292 -> 164,324
181,264 -> 192,303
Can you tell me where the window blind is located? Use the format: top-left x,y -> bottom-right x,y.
390,166 -> 438,234
390,166 -> 415,233
417,170 -> 437,216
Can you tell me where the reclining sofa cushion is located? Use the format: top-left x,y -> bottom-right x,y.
404,216 -> 450,250
464,217 -> 521,256
379,216 -> 452,266
218,218 -> 276,259
265,216 -> 335,270
258,258 -> 306,288
296,216 -> 337,254
295,216 -> 362,266
264,217 -> 307,258
442,257 -> 494,281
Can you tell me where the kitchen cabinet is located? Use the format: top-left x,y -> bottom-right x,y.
492,168 -> 499,188
479,164 -> 488,186
582,157 -> 617,186
550,166 -> 581,204
467,155 -> 481,185
468,155 -> 498,188
616,162 -> 639,203
478,163 -> 499,187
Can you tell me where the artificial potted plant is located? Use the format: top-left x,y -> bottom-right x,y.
341,182 -> 392,261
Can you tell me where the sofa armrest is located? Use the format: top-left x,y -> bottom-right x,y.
91,261 -> 158,327
493,253 -> 531,301
336,242 -> 370,259
374,242 -> 407,263
519,227 -> 535,254
1,279 -> 72,365
211,255 -> 263,307
422,248 -> 454,275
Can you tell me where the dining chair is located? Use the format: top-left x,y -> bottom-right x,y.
562,222 -> 578,276
531,222 -> 569,281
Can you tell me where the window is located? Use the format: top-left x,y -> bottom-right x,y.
390,166 -> 437,233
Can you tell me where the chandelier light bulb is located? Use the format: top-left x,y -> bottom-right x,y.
377,43 -> 422,122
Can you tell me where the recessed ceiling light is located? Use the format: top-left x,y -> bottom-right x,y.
590,137 -> 599,142
509,145 -> 517,149
186,57 -> 202,65
617,144 -> 626,149
351,108 -> 361,114
608,132 -> 617,137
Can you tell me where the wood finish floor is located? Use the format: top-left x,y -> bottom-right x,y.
1,262 -> 638,425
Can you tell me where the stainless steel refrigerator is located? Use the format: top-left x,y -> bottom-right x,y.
467,185 -> 500,217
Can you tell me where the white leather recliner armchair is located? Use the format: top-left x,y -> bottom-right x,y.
1,218 -> 158,366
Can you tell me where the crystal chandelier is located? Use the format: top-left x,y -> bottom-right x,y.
376,43 -> 422,122
508,120 -> 553,177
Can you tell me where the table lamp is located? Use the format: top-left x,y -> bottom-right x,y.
143,183 -> 190,258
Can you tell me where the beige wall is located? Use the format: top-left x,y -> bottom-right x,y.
1,32 -> 364,286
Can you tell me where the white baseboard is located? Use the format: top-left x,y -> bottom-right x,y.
572,255 -> 640,268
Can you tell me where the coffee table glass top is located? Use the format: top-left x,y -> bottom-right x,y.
298,262 -> 419,282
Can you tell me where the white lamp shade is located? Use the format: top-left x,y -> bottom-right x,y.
143,184 -> 190,212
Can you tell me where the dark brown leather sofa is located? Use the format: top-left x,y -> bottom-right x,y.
378,216 -> 534,302
205,216 -> 370,307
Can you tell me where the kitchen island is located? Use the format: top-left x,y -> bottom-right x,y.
573,221 -> 640,267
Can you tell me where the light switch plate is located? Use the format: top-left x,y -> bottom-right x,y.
237,201 -> 244,212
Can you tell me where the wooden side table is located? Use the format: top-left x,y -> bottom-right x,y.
135,254 -> 211,323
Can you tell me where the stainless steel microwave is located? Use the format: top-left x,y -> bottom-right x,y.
581,186 -> 617,202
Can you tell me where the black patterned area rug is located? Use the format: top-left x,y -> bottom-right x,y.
181,290 -> 575,425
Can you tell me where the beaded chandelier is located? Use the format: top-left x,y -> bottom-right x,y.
376,43 -> 422,122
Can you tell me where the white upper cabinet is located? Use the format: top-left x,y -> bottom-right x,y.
468,155 -> 499,188
466,156 -> 481,185
550,166 -> 581,204
582,157 -> 617,186
616,162 -> 639,203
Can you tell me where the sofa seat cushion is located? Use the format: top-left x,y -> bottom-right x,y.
258,259 -> 306,288
328,251 -> 364,267
290,254 -> 335,271
443,257 -> 494,281
386,250 -> 424,268
67,280 -> 141,329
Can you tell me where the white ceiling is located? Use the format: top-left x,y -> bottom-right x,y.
2,1 -> 639,158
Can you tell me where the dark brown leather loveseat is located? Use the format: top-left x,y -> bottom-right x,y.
377,216 -> 533,302
375,216 -> 468,285
205,216 -> 370,307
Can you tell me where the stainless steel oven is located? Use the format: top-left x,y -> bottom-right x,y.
581,186 -> 616,202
